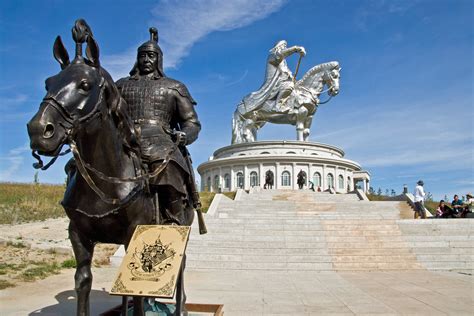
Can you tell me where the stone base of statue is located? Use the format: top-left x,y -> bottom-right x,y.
197,140 -> 370,193
100,301 -> 224,316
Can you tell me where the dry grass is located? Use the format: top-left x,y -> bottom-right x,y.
0,242 -> 119,289
0,243 -> 74,290
199,191 -> 236,212
367,193 -> 437,215
0,183 -> 65,224
0,182 -> 236,223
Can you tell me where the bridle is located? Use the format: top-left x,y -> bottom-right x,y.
314,69 -> 339,105
31,75 -> 175,208
32,77 -> 107,171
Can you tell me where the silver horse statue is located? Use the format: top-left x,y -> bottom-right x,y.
231,41 -> 340,143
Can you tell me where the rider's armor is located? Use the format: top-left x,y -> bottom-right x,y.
116,27 -> 201,209
116,76 -> 197,174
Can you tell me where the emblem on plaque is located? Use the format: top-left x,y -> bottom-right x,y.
110,225 -> 190,298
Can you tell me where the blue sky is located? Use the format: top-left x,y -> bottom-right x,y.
0,0 -> 472,200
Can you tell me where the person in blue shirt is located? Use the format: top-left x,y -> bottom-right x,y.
451,195 -> 464,215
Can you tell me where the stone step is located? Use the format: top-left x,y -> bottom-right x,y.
186,260 -> 429,271
183,191 -> 474,272
186,247 -> 331,255
194,227 -> 408,237
186,253 -> 429,264
200,218 -> 404,225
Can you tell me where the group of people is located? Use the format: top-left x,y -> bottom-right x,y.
436,194 -> 474,218
414,180 -> 473,219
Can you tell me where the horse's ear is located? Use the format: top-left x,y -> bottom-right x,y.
53,36 -> 70,70
86,35 -> 100,67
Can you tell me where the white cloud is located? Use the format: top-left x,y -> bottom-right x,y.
0,144 -> 30,181
225,69 -> 249,87
0,94 -> 28,110
354,0 -> 418,31
103,0 -> 287,79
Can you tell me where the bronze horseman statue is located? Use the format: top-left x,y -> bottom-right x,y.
116,27 -> 201,230
27,19 -> 204,316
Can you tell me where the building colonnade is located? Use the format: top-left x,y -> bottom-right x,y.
201,162 -> 370,193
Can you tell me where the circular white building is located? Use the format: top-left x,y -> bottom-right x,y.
198,140 -> 370,193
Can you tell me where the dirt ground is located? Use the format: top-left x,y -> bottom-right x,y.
0,219 -> 118,290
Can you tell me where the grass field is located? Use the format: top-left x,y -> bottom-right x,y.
0,182 -> 235,224
0,183 -> 65,225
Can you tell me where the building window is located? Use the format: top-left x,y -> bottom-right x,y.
286,151 -> 296,154
224,173 -> 230,189
338,175 -> 344,189
260,151 -> 270,154
281,171 -> 291,186
206,176 -> 211,192
326,173 -> 334,189
313,172 -> 321,187
236,172 -> 244,189
214,175 -> 220,191
250,171 -> 259,187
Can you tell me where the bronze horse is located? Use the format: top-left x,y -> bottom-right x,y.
27,20 -> 187,316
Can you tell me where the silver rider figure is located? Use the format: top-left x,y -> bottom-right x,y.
243,40 -> 306,113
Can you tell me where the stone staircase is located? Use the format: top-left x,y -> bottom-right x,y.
186,190 -> 473,272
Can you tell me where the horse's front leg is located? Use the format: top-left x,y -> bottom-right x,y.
69,222 -> 94,316
295,107 -> 308,141
303,115 -> 313,141
296,121 -> 304,141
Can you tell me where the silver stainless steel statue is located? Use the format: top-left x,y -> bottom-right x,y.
232,40 -> 341,143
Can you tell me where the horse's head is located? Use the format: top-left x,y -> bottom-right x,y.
27,21 -> 108,156
323,62 -> 341,97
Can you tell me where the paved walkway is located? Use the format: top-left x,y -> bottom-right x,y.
1,267 -> 472,315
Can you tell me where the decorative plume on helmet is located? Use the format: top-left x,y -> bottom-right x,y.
130,27 -> 164,77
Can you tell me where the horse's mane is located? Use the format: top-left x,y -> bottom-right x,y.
98,67 -> 138,153
298,61 -> 339,86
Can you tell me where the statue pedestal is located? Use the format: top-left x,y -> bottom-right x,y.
100,301 -> 224,316
198,140 -> 370,193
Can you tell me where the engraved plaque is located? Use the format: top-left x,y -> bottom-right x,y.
110,225 -> 190,298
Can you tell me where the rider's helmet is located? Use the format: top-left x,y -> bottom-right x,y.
269,40 -> 287,54
129,27 -> 165,77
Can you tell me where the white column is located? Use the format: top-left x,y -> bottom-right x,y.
218,167 -> 222,193
322,165 -> 326,190
292,163 -> 296,190
259,163 -> 263,187
275,163 -> 280,189
344,168 -> 347,193
244,165 -> 248,190
230,166 -> 235,191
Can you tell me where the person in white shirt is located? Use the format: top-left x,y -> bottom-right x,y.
413,180 -> 426,219
463,193 -> 473,216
